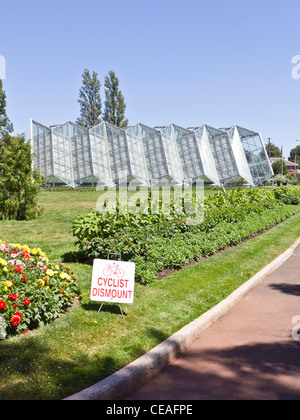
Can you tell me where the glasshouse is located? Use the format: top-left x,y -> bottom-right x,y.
30,120 -> 273,188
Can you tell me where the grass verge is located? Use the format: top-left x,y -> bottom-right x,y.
0,192 -> 299,400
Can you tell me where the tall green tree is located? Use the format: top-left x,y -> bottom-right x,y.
288,145 -> 300,165
0,80 -> 13,138
76,69 -> 102,128
103,70 -> 128,128
265,142 -> 282,158
0,135 -> 43,220
272,159 -> 288,176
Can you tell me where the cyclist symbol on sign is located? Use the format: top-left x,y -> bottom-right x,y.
103,264 -> 125,278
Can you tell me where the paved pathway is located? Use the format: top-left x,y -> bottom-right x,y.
124,243 -> 300,400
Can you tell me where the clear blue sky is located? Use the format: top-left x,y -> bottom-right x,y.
1,0 -> 300,157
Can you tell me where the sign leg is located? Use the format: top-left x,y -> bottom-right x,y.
119,304 -> 125,320
97,302 -> 104,314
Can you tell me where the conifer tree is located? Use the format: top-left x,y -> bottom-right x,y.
0,80 -> 13,138
103,70 -> 128,128
76,69 -> 102,128
0,135 -> 43,220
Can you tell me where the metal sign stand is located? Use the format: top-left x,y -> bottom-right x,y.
97,252 -> 125,320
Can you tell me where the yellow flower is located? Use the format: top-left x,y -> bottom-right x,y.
46,269 -> 55,277
31,248 -> 37,255
37,279 -> 45,287
60,272 -> 71,280
3,267 -> 8,272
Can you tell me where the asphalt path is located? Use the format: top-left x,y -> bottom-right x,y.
124,243 -> 300,400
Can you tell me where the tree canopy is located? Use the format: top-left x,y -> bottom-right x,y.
103,70 -> 128,128
0,80 -> 13,138
265,142 -> 282,158
288,145 -> 300,165
271,159 -> 288,176
76,69 -> 102,128
0,135 -> 43,220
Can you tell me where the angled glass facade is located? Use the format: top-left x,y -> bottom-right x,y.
30,119 -> 273,188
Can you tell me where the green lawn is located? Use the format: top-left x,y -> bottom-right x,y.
0,190 -> 300,400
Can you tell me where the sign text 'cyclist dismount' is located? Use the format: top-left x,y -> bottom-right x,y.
90,259 -> 135,304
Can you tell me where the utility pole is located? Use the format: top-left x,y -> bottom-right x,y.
267,138 -> 271,159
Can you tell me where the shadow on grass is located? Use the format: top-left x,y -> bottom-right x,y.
0,335 -> 126,399
82,301 -> 128,317
61,249 -> 92,265
0,325 -> 170,400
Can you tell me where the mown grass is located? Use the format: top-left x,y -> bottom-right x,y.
0,190 -> 300,400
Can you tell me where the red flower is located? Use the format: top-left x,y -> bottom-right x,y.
22,275 -> 27,283
11,312 -> 22,326
8,293 -> 18,302
0,300 -> 6,310
23,299 -> 31,306
22,250 -> 30,260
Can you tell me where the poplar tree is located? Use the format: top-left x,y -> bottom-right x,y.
103,70 -> 128,128
76,69 -> 102,128
0,80 -> 13,138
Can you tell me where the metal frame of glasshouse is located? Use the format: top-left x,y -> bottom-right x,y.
30,119 -> 273,188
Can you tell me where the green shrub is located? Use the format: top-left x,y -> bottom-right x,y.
0,136 -> 44,220
274,186 -> 300,205
72,188 -> 299,285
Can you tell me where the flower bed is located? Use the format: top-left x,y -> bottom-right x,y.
72,187 -> 300,285
0,241 -> 80,339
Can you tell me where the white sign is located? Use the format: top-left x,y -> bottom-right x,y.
90,259 -> 135,304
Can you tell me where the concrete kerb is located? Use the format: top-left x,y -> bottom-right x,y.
64,237 -> 300,401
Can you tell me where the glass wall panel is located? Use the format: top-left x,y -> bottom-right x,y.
173,124 -> 204,181
125,124 -> 149,185
226,126 -> 253,185
31,120 -> 273,188
206,125 -> 239,184
139,123 -> 168,184
89,123 -> 113,186
160,124 -> 183,184
194,125 -> 220,185
236,126 -> 273,185
31,120 -> 53,181
106,123 -> 131,184
52,123 -> 74,186
69,123 -> 93,186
